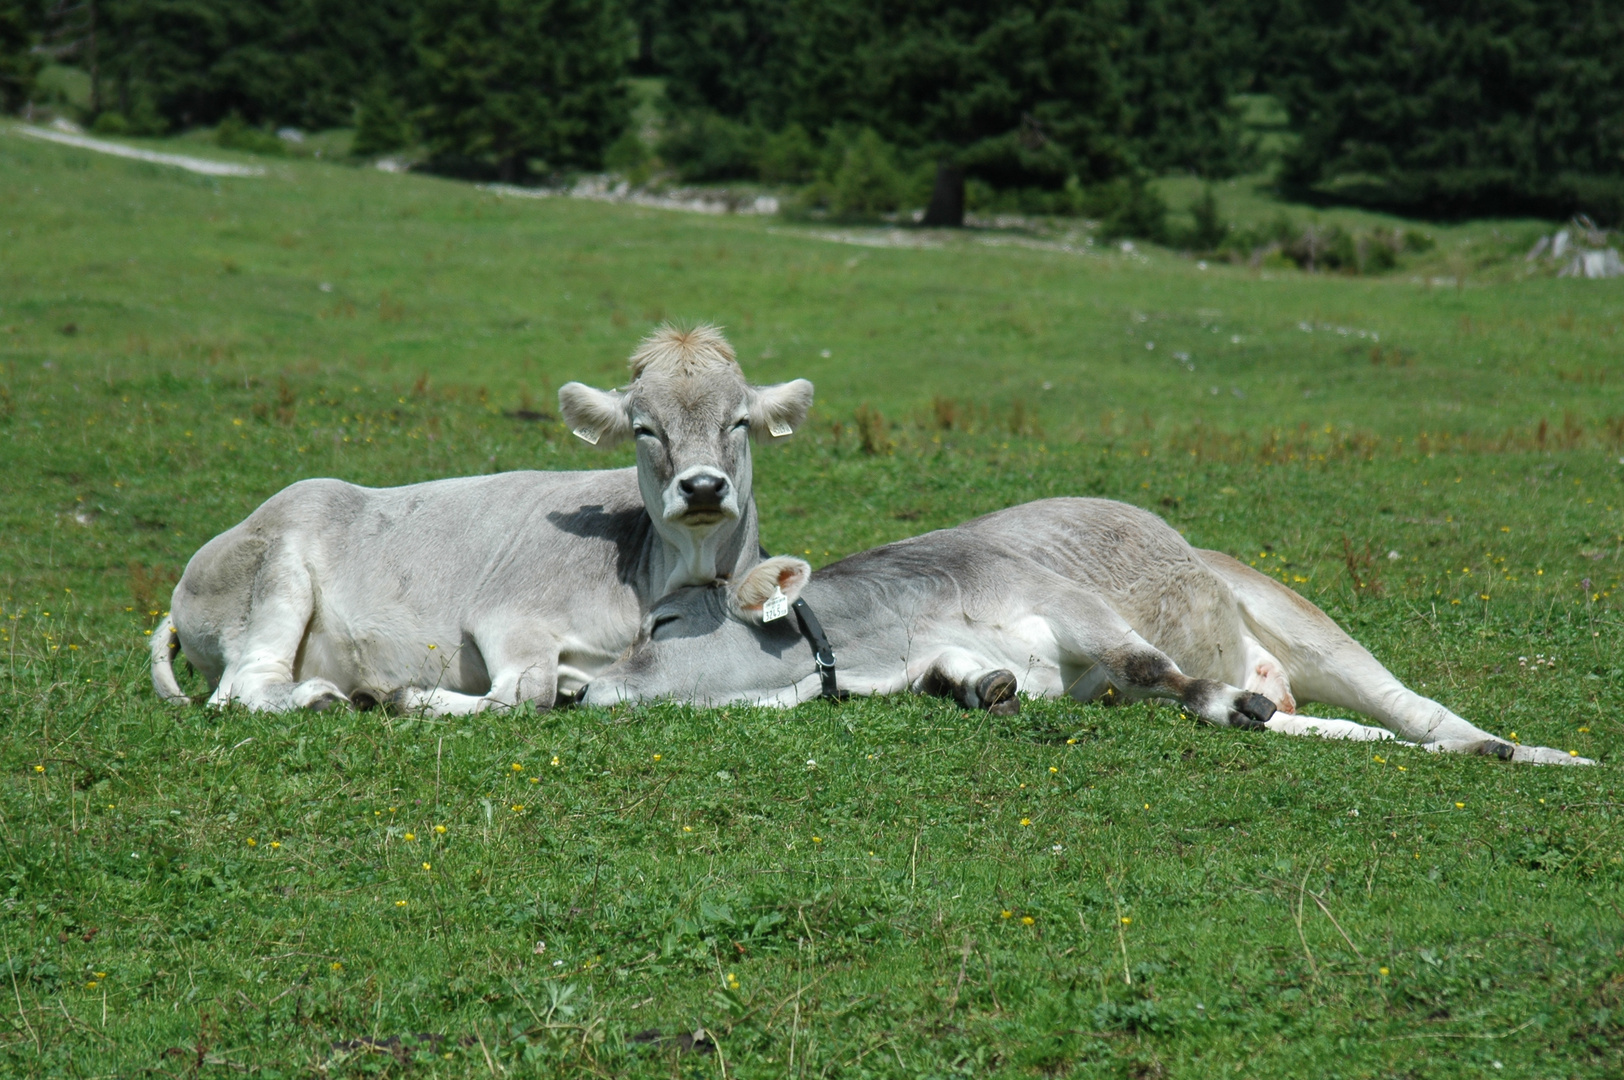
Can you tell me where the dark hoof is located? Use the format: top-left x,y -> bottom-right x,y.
1474,739 -> 1515,761
977,670 -> 1020,716
1236,693 -> 1277,727
306,692 -> 345,713
350,690 -> 381,712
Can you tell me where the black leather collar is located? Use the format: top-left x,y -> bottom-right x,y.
759,546 -> 846,701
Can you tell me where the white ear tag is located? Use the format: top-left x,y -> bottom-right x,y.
571,427 -> 600,445
761,586 -> 790,622
767,418 -> 793,438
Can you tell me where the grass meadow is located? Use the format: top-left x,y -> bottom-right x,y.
2,127 -> 1623,1078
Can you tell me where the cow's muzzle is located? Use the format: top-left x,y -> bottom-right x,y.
670,469 -> 735,523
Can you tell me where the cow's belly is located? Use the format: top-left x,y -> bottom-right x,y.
297,608 -> 490,696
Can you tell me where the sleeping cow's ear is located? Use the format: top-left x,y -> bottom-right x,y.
731,556 -> 812,621
748,379 -> 814,440
558,383 -> 632,446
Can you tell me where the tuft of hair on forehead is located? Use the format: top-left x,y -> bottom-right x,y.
628,323 -> 740,380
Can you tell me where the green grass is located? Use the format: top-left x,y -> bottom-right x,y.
2,127 -> 1622,1078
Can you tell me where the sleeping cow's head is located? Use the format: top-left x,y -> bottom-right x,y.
559,325 -> 813,591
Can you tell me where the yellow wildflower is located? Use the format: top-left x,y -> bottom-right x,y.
1021,916 -> 1035,926
435,825 -> 447,834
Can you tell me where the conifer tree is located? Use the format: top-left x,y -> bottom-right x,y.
0,0 -> 43,112
413,0 -> 630,181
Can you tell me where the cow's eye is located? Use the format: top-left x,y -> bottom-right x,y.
633,424 -> 657,439
650,612 -> 682,638
731,418 -> 750,433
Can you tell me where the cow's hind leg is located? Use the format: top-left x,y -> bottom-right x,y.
1039,588 -> 1275,729
1203,552 -> 1591,764
209,544 -> 347,712
914,648 -> 1020,715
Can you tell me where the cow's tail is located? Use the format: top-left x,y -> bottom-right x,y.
149,614 -> 191,704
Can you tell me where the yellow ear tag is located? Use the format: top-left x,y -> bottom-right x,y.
768,418 -> 793,438
762,586 -> 790,622
572,427 -> 600,445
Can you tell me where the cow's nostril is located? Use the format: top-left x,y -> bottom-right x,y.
681,474 -> 727,504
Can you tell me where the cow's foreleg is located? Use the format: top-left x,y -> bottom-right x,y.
1040,590 -> 1275,729
913,648 -> 1020,715
389,634 -> 560,717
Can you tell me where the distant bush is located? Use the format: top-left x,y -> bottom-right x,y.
1205,215 -> 1434,274
90,111 -> 129,135
1083,177 -> 1168,242
351,88 -> 410,157
758,123 -> 818,185
826,129 -> 909,218
657,110 -> 760,182
216,113 -> 286,156
603,129 -> 653,185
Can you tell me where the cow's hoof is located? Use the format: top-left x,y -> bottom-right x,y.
1235,693 -> 1276,727
350,689 -> 381,712
1474,739 -> 1515,761
977,670 -> 1020,716
306,692 -> 345,713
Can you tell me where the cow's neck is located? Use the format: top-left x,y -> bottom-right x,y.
648,501 -> 760,597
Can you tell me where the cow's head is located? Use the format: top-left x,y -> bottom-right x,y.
580,555 -> 814,707
559,325 -> 813,590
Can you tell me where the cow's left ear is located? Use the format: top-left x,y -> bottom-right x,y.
558,383 -> 632,446
731,556 -> 811,621
748,379 -> 814,440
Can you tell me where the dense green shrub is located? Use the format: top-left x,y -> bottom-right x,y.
215,113 -> 286,155
758,123 -> 819,184
351,86 -> 411,157
603,129 -> 655,184
656,109 -> 761,182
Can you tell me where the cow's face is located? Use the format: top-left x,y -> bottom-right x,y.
559,331 -> 812,590
581,556 -> 813,706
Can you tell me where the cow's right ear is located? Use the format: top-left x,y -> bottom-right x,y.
731,556 -> 811,622
558,383 -> 631,446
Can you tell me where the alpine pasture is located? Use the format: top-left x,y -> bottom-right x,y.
1,131 -> 1621,1078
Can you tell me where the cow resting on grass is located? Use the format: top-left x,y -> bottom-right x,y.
150,325 -> 813,714
582,498 -> 1591,765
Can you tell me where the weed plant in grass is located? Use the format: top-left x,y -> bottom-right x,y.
1,130 -> 1622,1077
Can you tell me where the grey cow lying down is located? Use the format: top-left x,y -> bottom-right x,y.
149,325 -> 814,714
583,498 -> 1590,765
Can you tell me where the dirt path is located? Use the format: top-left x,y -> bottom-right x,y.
12,124 -> 266,178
